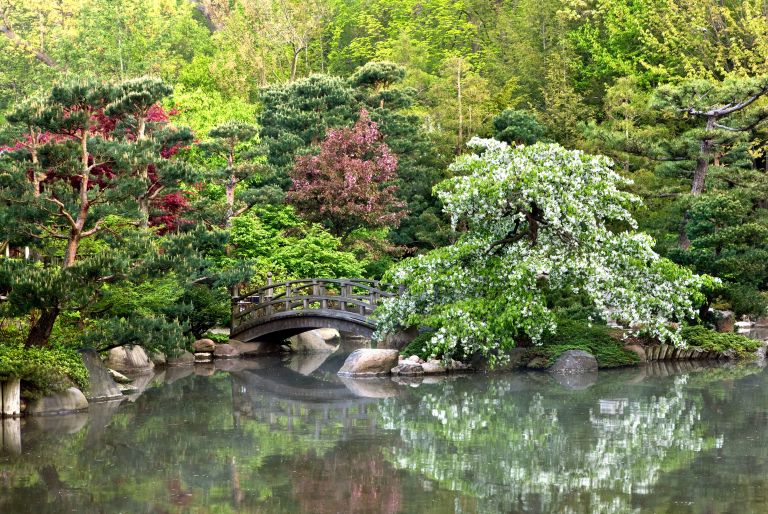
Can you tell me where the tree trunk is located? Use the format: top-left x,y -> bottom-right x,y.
456,61 -> 463,155
290,46 -> 300,82
679,116 -> 715,249
691,116 -> 715,195
25,307 -> 60,348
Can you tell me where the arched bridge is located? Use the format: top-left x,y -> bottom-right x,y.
231,277 -> 395,342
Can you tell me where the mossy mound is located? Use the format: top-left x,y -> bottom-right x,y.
681,326 -> 761,358
530,320 -> 639,368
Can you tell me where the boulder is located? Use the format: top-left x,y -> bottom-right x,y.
192,338 -> 216,352
391,362 -> 424,376
79,350 -> 122,401
337,349 -> 400,377
421,359 -> 447,374
107,345 -> 154,374
548,350 -> 598,374
526,357 -> 550,369
108,369 -> 132,384
315,328 -> 341,343
214,343 -> 240,359
150,352 -> 166,366
405,355 -> 423,364
194,352 -> 213,362
714,310 -> 735,333
288,330 -> 338,353
623,344 -> 647,362
27,387 -> 89,416
167,351 -> 195,367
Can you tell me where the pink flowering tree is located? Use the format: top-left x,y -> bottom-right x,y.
288,110 -> 406,240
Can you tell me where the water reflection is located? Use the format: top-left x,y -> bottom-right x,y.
1,354 -> 768,513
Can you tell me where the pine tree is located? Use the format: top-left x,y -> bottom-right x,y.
0,78 -> 196,347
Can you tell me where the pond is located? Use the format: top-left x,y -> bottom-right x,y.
2,350 -> 768,513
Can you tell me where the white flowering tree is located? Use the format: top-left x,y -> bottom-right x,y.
375,139 -> 715,362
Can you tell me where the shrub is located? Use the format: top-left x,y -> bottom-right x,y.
0,343 -> 89,399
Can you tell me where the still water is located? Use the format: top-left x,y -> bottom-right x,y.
2,352 -> 768,514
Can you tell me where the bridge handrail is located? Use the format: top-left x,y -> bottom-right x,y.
236,277 -> 396,300
233,295 -> 380,322
231,276 -> 397,335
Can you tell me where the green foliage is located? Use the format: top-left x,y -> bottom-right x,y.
534,320 -> 639,368
681,326 -> 761,358
492,109 -> 548,146
0,342 -> 88,398
377,140 -> 712,364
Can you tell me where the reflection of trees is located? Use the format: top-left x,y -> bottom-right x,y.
3,364 -> 768,514
379,375 -> 718,514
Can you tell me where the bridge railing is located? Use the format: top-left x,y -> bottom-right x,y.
231,276 -> 396,333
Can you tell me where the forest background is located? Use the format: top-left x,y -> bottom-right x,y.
1,0 -> 767,367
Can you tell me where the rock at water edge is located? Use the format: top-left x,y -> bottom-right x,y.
167,351 -> 195,366
107,345 -> 154,374
80,350 -> 123,401
714,310 -> 735,333
27,387 -> 89,416
213,344 -> 240,359
548,350 -> 598,374
192,338 -> 216,352
288,330 -> 339,353
338,349 -> 399,377
391,362 -> 424,376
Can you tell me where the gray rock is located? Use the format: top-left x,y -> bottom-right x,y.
714,309 -> 735,333
150,352 -> 166,366
108,369 -> 132,384
213,343 -> 240,359
391,362 -> 424,376
288,330 -> 339,353
526,357 -> 550,369
80,350 -> 122,401
623,344 -> 647,362
107,345 -> 154,374
192,338 -> 216,352
421,359 -> 446,374
27,387 -> 89,416
549,350 -> 598,374
167,351 -> 195,367
194,352 -> 213,362
338,349 -> 399,377
405,355 -> 422,364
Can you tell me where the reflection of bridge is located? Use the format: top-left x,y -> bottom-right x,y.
231,278 -> 395,342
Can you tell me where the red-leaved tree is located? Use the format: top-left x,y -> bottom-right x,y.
288,109 -> 406,240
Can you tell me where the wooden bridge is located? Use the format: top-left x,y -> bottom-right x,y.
231,276 -> 395,342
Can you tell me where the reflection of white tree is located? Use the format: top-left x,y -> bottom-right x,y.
379,376 -> 717,514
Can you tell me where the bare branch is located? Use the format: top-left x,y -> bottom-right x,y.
0,8 -> 60,69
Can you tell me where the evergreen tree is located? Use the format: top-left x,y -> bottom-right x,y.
0,78 -> 198,348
